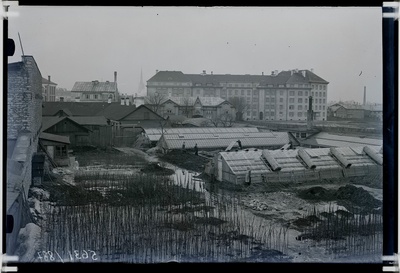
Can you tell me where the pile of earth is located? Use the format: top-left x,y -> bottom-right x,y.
140,162 -> 175,175
297,184 -> 382,213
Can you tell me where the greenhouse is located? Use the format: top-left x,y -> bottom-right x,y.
213,145 -> 383,184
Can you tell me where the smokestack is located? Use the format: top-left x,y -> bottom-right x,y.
307,96 -> 313,130
48,75 -> 51,82
121,95 -> 125,105
363,86 -> 366,106
114,71 -> 117,83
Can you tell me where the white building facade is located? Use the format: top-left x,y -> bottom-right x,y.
147,69 -> 329,121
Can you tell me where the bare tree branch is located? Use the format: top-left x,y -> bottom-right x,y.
228,97 -> 249,121
145,92 -> 167,114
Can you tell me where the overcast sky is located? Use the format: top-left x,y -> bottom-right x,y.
7,6 -> 383,103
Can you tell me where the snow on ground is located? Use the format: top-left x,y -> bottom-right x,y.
14,223 -> 42,262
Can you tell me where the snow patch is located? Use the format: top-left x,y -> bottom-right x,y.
14,223 -> 42,262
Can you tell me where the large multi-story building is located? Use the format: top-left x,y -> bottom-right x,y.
146,69 -> 329,121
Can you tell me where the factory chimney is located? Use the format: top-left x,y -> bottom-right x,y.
363,86 -> 366,106
114,71 -> 117,83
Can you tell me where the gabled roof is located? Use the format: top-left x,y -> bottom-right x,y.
42,102 -> 136,119
147,70 -> 328,86
43,102 -> 114,116
41,116 -> 91,132
71,81 -> 117,92
95,103 -> 137,120
39,132 -> 70,144
69,116 -> 109,126
118,104 -> 165,121
42,77 -> 57,85
160,96 -> 228,107
147,71 -> 192,83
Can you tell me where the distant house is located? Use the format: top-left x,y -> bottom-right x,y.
71,71 -> 120,102
327,103 -> 365,119
156,96 -> 236,120
364,104 -> 383,121
42,75 -> 57,101
39,132 -> 70,166
55,88 -> 73,102
7,55 -> 44,255
328,102 -> 383,122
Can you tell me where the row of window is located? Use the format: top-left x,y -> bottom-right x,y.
245,111 -> 326,117
82,93 -> 114,100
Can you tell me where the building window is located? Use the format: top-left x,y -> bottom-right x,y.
253,111 -> 257,116
289,91 -> 295,96
289,105 -> 294,110
241,90 -> 245,95
319,99 -> 322,104
305,91 -> 308,96
312,92 -> 314,96
323,112 -> 326,117
298,112 -> 302,117
305,98 -> 308,103
279,98 -> 283,103
298,91 -> 303,96
235,90 -> 239,95
253,90 -> 258,96
280,91 -> 284,96
247,90 -> 251,96
94,94 -> 98,99
56,146 -> 67,157
289,112 -> 294,117
86,94 -> 89,99
323,105 -> 325,110
265,105 -> 270,109
319,105 -> 322,110
298,105 -> 302,110
265,98 -> 270,102
289,98 -> 294,103
279,105 -> 283,110
265,90 -> 270,95
323,85 -> 326,90
319,85 -> 322,90
312,85 -> 314,89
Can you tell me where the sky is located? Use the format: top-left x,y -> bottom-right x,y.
7,6 -> 383,103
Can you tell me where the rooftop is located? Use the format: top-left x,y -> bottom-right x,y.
71,81 -> 117,92
299,132 -> 383,148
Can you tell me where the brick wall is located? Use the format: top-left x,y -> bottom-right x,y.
8,56 -> 43,147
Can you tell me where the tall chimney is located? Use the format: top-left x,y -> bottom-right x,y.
48,75 -> 51,82
114,71 -> 117,83
363,86 -> 366,106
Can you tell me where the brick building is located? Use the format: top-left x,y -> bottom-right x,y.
146,69 -> 329,121
7,55 -> 44,254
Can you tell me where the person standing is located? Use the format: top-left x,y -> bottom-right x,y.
245,167 -> 251,185
194,143 -> 198,155
237,140 -> 242,149
182,141 -> 186,152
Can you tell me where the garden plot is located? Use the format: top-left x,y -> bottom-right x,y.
19,147 -> 383,263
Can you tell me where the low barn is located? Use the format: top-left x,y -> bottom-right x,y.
213,146 -> 382,185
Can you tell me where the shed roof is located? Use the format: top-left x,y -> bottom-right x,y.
219,145 -> 382,177
39,132 -> 70,144
68,116 -> 109,126
160,131 -> 289,150
300,132 -> 382,148
145,126 -> 260,142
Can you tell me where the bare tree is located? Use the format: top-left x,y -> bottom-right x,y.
228,97 -> 248,121
181,97 -> 194,117
218,112 -> 235,127
145,92 -> 167,114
